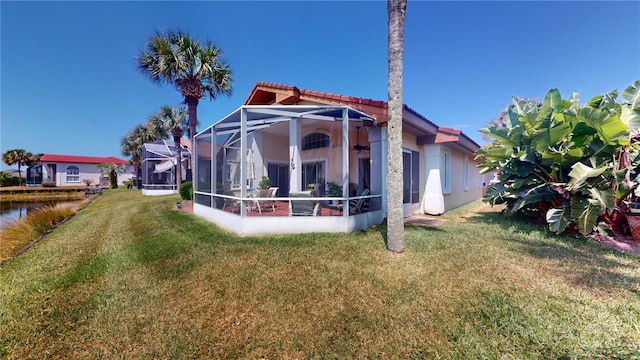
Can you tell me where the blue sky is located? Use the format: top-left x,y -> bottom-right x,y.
1,1 -> 639,170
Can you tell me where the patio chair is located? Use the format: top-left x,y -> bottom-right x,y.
222,190 -> 240,213
349,189 -> 370,215
254,188 -> 271,213
289,191 -> 320,216
265,187 -> 279,212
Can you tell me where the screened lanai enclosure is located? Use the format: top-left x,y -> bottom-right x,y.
141,140 -> 192,196
193,105 -> 386,236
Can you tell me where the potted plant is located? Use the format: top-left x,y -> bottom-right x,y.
258,176 -> 271,190
327,182 -> 343,205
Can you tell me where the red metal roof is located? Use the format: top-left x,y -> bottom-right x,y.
40,154 -> 128,165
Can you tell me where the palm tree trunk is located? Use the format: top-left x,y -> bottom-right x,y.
386,0 -> 407,253
17,164 -> 23,187
186,96 -> 199,180
174,135 -> 182,189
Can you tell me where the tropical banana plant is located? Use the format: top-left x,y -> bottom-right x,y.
476,80 -> 640,236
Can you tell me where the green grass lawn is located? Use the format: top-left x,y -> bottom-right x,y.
1,189 -> 638,359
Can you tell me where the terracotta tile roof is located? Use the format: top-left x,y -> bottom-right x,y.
40,154 -> 128,165
437,126 -> 461,136
246,82 -> 480,151
249,81 -> 440,126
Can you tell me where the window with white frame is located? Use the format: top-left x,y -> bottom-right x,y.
301,133 -> 330,151
66,166 -> 80,183
441,150 -> 451,194
463,156 -> 469,191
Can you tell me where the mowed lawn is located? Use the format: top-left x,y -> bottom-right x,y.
1,189 -> 638,359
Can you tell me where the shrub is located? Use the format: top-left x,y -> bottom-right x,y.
0,173 -> 20,187
83,179 -> 94,186
42,182 -> 56,188
327,182 -> 342,197
476,79 -> 640,236
1,205 -> 75,260
180,181 -> 193,200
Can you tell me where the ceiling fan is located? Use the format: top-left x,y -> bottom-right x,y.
353,126 -> 370,152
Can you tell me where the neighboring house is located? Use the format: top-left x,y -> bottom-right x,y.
192,82 -> 491,236
29,154 -> 132,187
141,139 -> 192,196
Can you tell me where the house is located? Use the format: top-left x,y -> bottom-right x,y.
192,82 -> 490,236
29,154 -> 132,187
140,139 -> 192,195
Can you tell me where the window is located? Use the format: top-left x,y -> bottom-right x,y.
301,133 -> 330,151
441,151 -> 451,193
66,166 -> 80,183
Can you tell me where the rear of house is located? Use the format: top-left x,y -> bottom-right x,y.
30,154 -> 132,187
191,82 -> 491,236
245,82 -> 489,216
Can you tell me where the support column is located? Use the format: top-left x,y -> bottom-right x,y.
289,118 -> 301,192
368,126 -> 383,212
240,108 -> 248,217
342,108 -> 350,217
380,126 -> 389,216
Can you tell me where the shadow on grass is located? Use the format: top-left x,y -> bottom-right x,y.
466,210 -> 640,294
371,219 -> 448,252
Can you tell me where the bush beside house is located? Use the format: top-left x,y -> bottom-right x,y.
476,79 -> 640,237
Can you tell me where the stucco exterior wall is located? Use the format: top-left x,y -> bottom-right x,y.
442,150 -> 484,211
260,120 -> 373,190
43,162 -> 133,187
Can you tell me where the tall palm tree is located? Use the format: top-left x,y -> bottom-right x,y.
97,163 -> 126,189
158,105 -> 188,188
145,113 -> 169,140
121,124 -> 155,185
386,0 -> 407,253
136,30 -> 233,166
2,149 -> 31,187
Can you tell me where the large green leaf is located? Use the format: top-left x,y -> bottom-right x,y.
587,95 -> 604,108
547,206 -> 571,234
480,127 -> 518,148
534,122 -> 572,153
621,79 -> 640,131
566,162 -> 608,191
588,188 -> 614,210
510,186 -> 556,214
621,79 -> 640,110
541,88 -> 562,112
571,198 -> 601,235
569,91 -> 580,108
597,114 -> 629,146
475,145 -> 513,161
483,183 -> 517,206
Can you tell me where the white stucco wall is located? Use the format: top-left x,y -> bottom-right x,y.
43,162 -> 133,187
443,151 -> 484,211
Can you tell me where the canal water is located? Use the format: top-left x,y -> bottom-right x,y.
0,200 -> 83,230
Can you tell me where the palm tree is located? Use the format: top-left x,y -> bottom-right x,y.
136,30 -> 232,164
386,0 -> 407,253
145,113 -> 169,140
121,124 -> 155,186
158,105 -> 188,188
2,149 -> 31,186
98,163 -> 126,189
